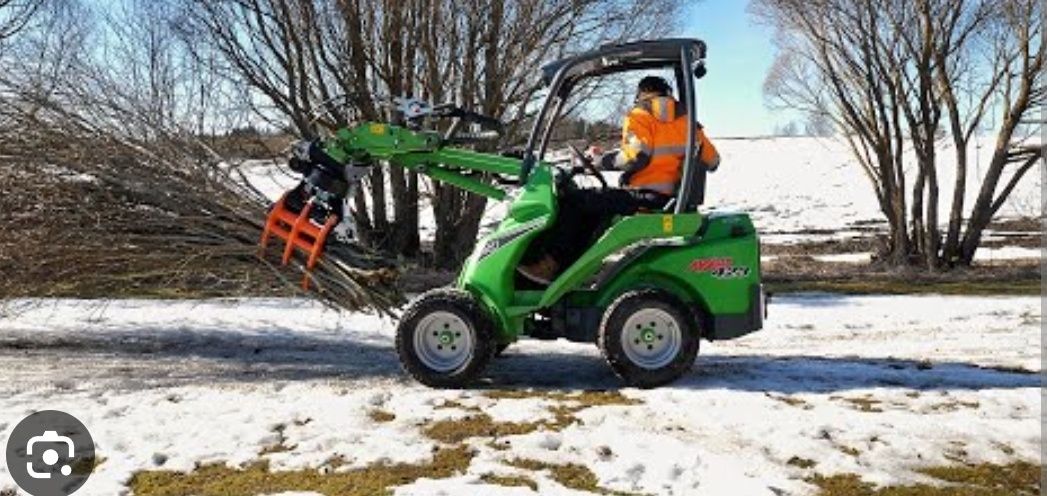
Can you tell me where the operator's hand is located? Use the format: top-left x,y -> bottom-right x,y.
585,145 -> 604,163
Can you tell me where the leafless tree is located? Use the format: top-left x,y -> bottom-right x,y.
177,0 -> 680,268
0,0 -> 43,41
0,0 -> 399,311
755,0 -> 1043,268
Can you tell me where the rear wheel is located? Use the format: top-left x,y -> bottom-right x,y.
396,289 -> 496,388
598,289 -> 699,388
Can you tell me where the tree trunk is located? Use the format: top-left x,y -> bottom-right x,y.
923,148 -> 940,269
941,139 -> 967,266
432,185 -> 488,269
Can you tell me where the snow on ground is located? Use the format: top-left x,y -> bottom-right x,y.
0,294 -> 1039,495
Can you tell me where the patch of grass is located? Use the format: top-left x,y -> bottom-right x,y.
369,410 -> 396,423
423,414 -> 541,443
487,439 -> 512,451
839,445 -> 862,457
994,443 -> 1016,456
832,395 -> 885,413
505,458 -> 640,495
920,461 -> 1039,493
767,278 -> 1039,296
68,455 -> 105,476
810,461 -> 1040,495
434,399 -> 481,412
766,392 -> 814,409
420,389 -> 644,442
788,456 -> 817,469
486,389 -> 642,430
928,400 -> 980,413
480,473 -> 539,491
484,389 -> 641,407
258,423 -> 296,455
421,390 -> 644,444
129,444 -> 474,496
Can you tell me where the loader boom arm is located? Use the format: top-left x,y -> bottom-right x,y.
321,122 -> 522,201
259,120 -> 525,287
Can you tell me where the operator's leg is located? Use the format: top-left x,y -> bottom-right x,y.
546,189 -> 639,267
519,188 -> 668,285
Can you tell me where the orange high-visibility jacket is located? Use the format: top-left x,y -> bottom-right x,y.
616,96 -> 720,195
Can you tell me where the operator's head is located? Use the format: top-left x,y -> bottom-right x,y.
636,76 -> 672,101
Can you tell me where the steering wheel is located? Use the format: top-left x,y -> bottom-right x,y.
566,143 -> 608,190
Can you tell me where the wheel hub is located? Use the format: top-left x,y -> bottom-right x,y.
621,308 -> 682,370
414,311 -> 473,372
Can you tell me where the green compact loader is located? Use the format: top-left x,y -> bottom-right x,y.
262,39 -> 766,388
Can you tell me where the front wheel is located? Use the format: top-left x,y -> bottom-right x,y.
598,289 -> 700,388
396,289 -> 496,388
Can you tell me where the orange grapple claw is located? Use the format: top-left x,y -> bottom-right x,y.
259,193 -> 339,289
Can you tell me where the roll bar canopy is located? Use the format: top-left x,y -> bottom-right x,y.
540,38 -> 707,88
524,38 -> 709,212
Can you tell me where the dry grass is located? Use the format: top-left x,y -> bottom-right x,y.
423,390 -> 643,443
369,410 -> 396,423
767,277 -> 1039,296
483,389 -> 641,408
837,445 -> 862,457
764,259 -> 1039,296
766,392 -> 814,409
832,395 -> 885,413
788,456 -> 818,469
809,461 -> 1040,495
258,423 -> 296,455
434,399 -> 481,412
928,400 -> 980,412
480,473 -> 539,491
129,444 -> 474,496
506,458 -> 640,495
423,413 -> 541,443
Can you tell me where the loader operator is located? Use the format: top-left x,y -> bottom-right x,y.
518,76 -> 721,286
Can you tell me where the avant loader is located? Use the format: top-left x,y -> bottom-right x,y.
260,39 -> 766,388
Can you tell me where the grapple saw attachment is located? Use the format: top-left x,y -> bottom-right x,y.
258,140 -> 368,289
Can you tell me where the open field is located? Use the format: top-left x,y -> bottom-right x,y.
0,294 -> 1038,495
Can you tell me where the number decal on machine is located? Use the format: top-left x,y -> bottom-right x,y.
688,257 -> 732,272
689,257 -> 750,279
710,266 -> 750,279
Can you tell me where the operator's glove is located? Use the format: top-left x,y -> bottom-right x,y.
595,148 -> 625,171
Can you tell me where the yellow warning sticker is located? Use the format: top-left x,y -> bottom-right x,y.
369,124 -> 386,135
662,215 -> 673,233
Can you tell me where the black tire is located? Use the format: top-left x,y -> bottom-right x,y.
598,289 -> 700,388
494,342 -> 511,358
396,288 -> 496,388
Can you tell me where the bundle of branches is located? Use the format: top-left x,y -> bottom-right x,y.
0,100 -> 402,315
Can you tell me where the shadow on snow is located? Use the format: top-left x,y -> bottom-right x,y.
0,326 -> 1036,394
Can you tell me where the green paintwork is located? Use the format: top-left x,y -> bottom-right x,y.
319,121 -> 762,344
590,213 -> 761,316
456,163 -> 557,335
324,122 -> 520,201
537,213 -> 702,308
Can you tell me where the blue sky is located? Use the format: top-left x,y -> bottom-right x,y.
678,0 -> 786,137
